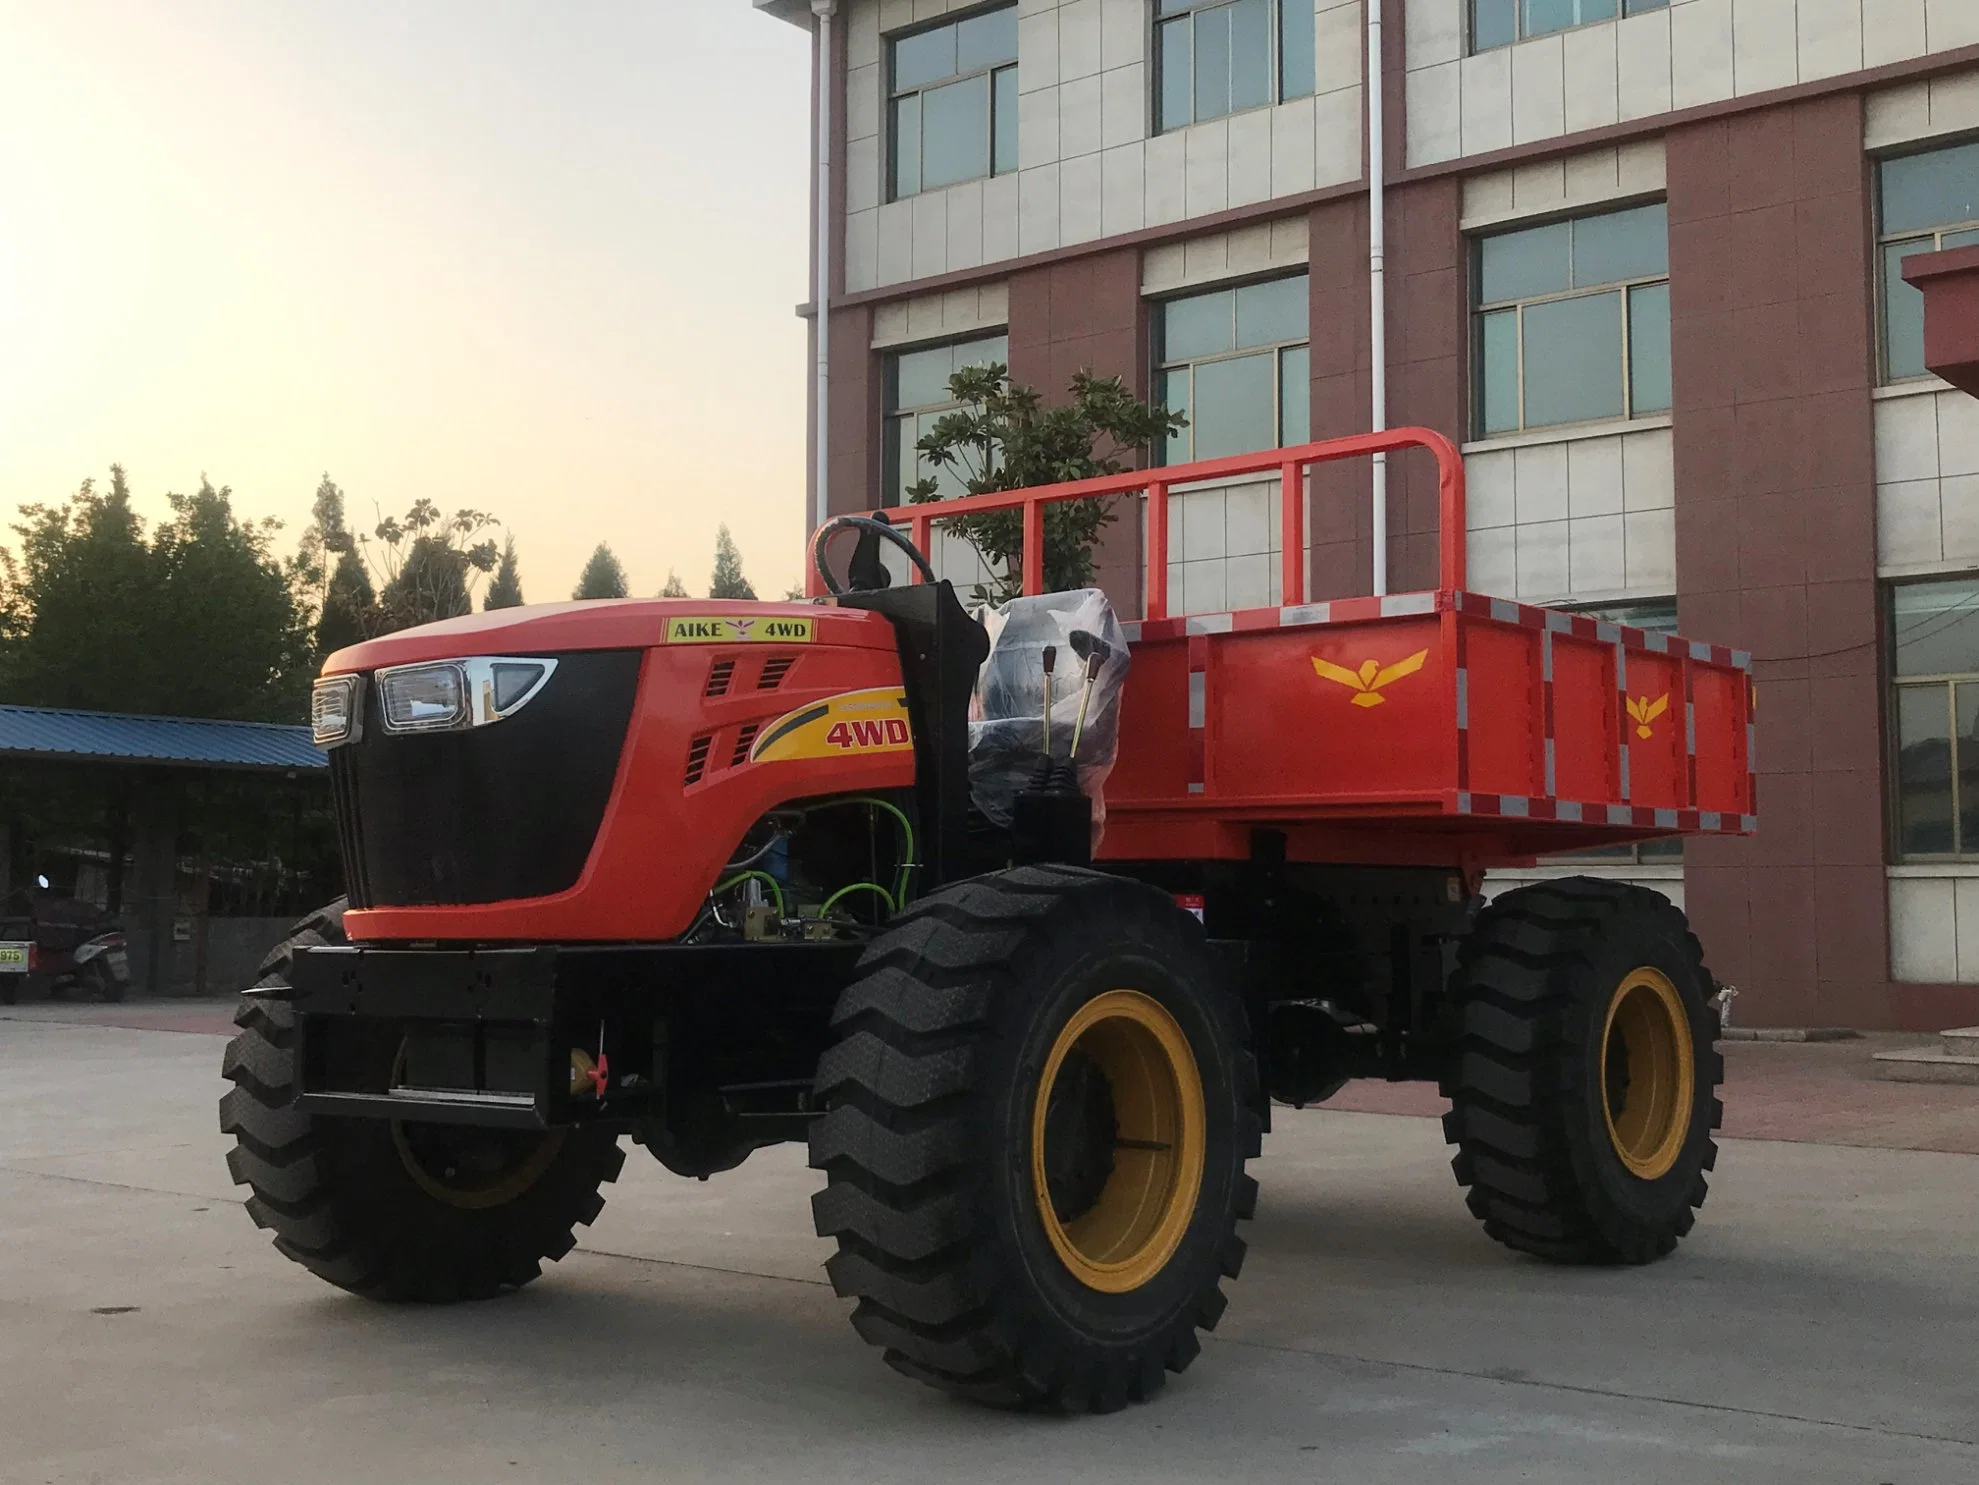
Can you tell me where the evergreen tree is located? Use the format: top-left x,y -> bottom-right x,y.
484,535 -> 524,609
318,550 -> 376,655
709,525 -> 756,600
573,543 -> 629,600
658,569 -> 690,598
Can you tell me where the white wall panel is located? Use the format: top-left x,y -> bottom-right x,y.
1875,388 -> 1979,575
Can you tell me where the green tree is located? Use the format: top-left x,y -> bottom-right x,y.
658,569 -> 690,598
484,535 -> 524,609
573,543 -> 629,600
295,475 -> 377,655
363,500 -> 500,632
907,364 -> 1184,600
709,525 -> 756,599
3,469 -> 311,722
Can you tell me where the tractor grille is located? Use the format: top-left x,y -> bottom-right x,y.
684,733 -> 713,786
704,658 -> 736,697
731,723 -> 760,766
758,655 -> 796,689
329,650 -> 641,908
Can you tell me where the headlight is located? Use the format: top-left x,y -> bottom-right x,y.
374,656 -> 559,736
311,675 -> 360,746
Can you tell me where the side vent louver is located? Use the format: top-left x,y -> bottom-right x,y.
732,723 -> 760,766
758,656 -> 795,689
705,659 -> 736,697
684,734 -> 713,785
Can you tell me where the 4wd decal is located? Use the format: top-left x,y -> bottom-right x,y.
749,687 -> 914,764
666,615 -> 815,644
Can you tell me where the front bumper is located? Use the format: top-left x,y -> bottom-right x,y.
284,940 -> 861,1130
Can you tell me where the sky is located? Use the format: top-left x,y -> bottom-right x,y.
0,0 -> 814,603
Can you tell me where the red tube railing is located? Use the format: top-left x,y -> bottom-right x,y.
809,426 -> 1466,615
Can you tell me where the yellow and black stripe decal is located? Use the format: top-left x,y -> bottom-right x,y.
666,615 -> 815,644
749,687 -> 913,763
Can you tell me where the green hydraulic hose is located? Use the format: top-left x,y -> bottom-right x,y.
713,870 -> 786,917
818,881 -> 897,919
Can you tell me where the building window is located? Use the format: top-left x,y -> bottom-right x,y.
1155,0 -> 1315,133
1891,578 -> 1979,859
1473,202 -> 1671,437
883,333 -> 1008,505
888,7 -> 1017,201
1550,598 -> 1682,864
1471,0 -> 1667,50
1156,274 -> 1310,463
1878,141 -> 1979,383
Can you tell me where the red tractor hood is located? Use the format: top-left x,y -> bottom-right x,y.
322,598 -> 894,673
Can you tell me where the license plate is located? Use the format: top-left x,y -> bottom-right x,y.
106,950 -> 129,978
0,943 -> 29,971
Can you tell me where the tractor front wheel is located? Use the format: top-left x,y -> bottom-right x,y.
219,902 -> 624,1301
1440,878 -> 1723,1264
809,865 -> 1260,1412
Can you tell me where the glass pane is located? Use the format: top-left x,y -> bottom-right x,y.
1479,309 -> 1520,435
1624,0 -> 1670,13
992,66 -> 1018,174
1897,685 -> 1956,855
892,344 -> 955,410
1881,141 -> 1979,236
891,94 -> 921,199
1191,352 -> 1278,459
1523,0 -> 1577,37
956,6 -> 1018,71
1162,289 -> 1236,361
1884,237 -> 1934,380
918,409 -> 971,496
1479,221 -> 1572,304
1638,835 -> 1684,859
1280,345 -> 1310,445
1236,274 -> 1309,347
1279,0 -> 1315,99
1230,0 -> 1271,112
1521,290 -> 1625,428
1949,227 -> 1979,249
1158,0 -> 1195,11
1572,203 -> 1669,287
1580,0 -> 1620,18
1961,684 -> 1979,855
1628,282 -> 1672,415
893,23 -> 957,91
1472,0 -> 1518,49
956,333 -> 1008,374
1893,581 -> 1979,676
1158,17 -> 1193,132
921,73 -> 991,190
1195,4 -> 1232,122
884,415 -> 909,504
1161,368 -> 1192,464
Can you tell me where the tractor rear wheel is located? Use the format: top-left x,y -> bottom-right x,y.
1440,878 -> 1722,1264
810,865 -> 1260,1412
219,901 -> 624,1301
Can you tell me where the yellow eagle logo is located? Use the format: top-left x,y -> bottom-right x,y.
1311,649 -> 1429,708
1626,693 -> 1670,739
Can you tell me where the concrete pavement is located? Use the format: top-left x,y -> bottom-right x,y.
0,1009 -> 1975,1483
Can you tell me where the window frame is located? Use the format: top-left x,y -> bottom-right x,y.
1469,0 -> 1669,53
1887,576 -> 1979,863
1152,0 -> 1316,136
1470,200 -> 1672,439
881,332 -> 1011,508
1153,271 -> 1312,466
1874,141 -> 1979,386
885,4 -> 1019,204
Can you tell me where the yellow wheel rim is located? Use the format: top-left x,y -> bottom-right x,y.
1030,990 -> 1206,1294
1599,967 -> 1695,1180
388,1041 -> 567,1210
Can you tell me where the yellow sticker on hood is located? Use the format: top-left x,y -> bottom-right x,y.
667,615 -> 814,644
750,687 -> 913,763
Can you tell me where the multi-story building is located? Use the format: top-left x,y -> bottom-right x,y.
756,0 -> 1979,1030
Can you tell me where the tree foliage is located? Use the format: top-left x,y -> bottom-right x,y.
1,468 -> 312,722
366,500 -> 499,631
573,543 -> 629,600
709,525 -> 756,600
906,365 -> 1184,601
658,569 -> 690,598
484,535 -> 524,609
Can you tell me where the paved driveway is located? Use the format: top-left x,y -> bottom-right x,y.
1,1009 -> 1974,1483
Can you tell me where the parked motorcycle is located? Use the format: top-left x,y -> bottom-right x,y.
0,880 -> 132,1004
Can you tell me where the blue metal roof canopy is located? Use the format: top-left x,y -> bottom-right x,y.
0,705 -> 325,773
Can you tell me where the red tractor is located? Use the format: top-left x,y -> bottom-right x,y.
222,429 -> 1752,1412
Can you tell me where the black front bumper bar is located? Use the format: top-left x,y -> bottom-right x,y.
282,940 -> 862,1131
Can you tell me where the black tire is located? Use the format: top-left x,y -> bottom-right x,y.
219,900 -> 624,1301
1440,877 -> 1723,1265
809,865 -> 1260,1413
89,960 -> 125,1003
